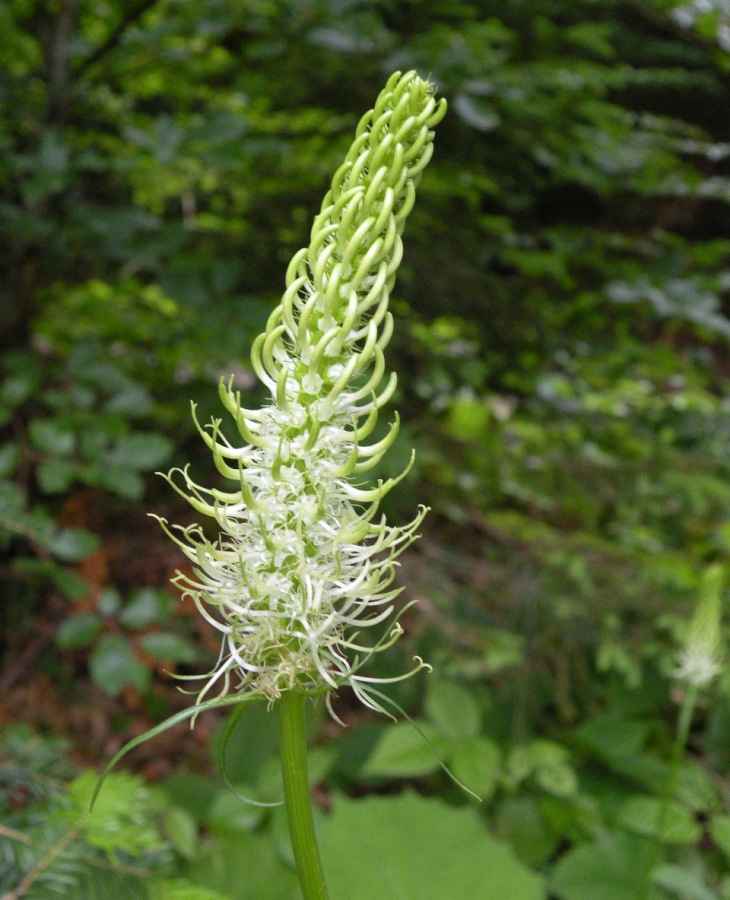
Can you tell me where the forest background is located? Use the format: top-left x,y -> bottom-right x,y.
3,1 -> 730,898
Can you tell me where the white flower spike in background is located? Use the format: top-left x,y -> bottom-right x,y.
676,563 -> 725,688
155,71 -> 446,717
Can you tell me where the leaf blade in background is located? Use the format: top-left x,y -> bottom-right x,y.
320,792 -> 545,899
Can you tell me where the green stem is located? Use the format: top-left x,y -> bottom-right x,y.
641,684 -> 699,899
277,691 -> 329,900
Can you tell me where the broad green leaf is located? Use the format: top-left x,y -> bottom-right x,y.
185,831 -> 298,900
89,634 -> 151,696
150,879 -> 230,900
0,442 -> 18,477
211,702 -> 280,786
120,588 -> 175,629
710,814 -> 730,862
0,480 -> 24,517
151,880 -> 230,900
361,720 -> 445,779
270,803 -> 297,868
424,678 -> 482,740
446,397 -> 492,441
205,787 -> 265,838
11,555 -> 89,600
320,793 -> 545,899
307,746 -> 336,785
107,433 -> 173,471
29,419 -> 76,455
551,831 -> 659,900
98,466 -> 145,500
37,458 -> 77,493
162,773 -> 218,822
56,612 -> 103,649
535,762 -> 579,798
106,386 -> 153,415
163,807 -> 199,860
51,566 -> 89,601
653,864 -> 718,900
1,371 -> 40,407
496,796 -> 559,867
97,587 -> 123,615
329,722 -> 383,779
577,715 -> 652,760
46,527 -> 100,561
139,631 -> 197,663
71,357 -> 127,393
507,739 -> 577,796
618,795 -> 702,844
449,736 -> 501,800
673,763 -> 722,814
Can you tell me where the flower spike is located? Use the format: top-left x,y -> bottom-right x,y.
157,72 -> 446,714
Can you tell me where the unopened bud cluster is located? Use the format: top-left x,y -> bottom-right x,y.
157,72 -> 446,714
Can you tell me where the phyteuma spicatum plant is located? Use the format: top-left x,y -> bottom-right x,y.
95,72 -> 446,900
155,70 -> 446,720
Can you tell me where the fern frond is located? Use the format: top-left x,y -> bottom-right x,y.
0,728 -> 217,900
0,725 -> 73,809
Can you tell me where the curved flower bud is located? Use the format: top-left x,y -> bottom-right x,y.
157,72 -> 446,715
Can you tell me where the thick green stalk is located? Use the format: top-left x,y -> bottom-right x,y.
277,691 -> 329,900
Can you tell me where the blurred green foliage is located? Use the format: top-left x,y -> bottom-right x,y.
2,0 -> 730,896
